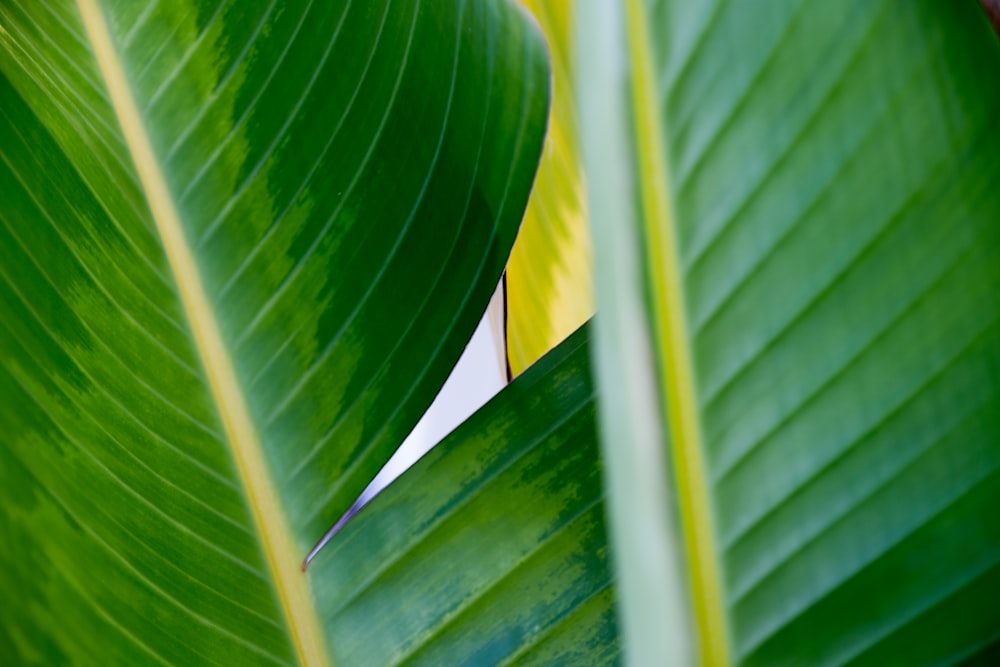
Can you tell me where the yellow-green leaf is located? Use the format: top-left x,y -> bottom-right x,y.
506,0 -> 593,376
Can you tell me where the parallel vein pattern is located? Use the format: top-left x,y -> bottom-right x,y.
73,0 -> 329,662
0,69 -> 291,667
310,326 -> 620,667
0,0 -> 549,664
647,1 -> 1000,664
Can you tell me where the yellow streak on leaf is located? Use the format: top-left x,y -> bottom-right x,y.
75,2 -> 330,664
623,0 -> 731,663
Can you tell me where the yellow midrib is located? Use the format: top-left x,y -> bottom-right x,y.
75,2 -> 330,665
623,1 -> 731,665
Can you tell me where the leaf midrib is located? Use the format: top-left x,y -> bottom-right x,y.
623,0 -> 730,664
73,1 -> 330,665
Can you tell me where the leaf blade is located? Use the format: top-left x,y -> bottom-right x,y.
0,0 -> 550,663
74,2 -> 329,661
578,0 -> 1000,664
310,325 -> 620,666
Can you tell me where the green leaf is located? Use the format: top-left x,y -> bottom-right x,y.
506,0 -> 593,376
0,0 -> 548,664
309,324 -> 619,666
578,1 -> 1000,665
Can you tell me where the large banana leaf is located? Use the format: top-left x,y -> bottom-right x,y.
0,0 -> 548,664
310,324 -> 619,666
578,1 -> 1000,665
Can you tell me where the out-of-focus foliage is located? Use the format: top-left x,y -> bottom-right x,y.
506,0 -> 593,376
578,1 -> 1000,665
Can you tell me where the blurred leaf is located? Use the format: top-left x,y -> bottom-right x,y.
310,324 -> 620,666
506,0 -> 593,376
0,0 -> 547,664
578,1 -> 1000,665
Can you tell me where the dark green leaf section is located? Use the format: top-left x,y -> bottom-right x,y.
309,326 -> 620,667
0,0 -> 549,664
104,0 -> 550,543
649,0 -> 1000,664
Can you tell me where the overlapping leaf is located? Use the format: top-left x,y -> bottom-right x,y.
311,325 -> 619,666
0,0 -> 548,663
578,1 -> 1000,664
